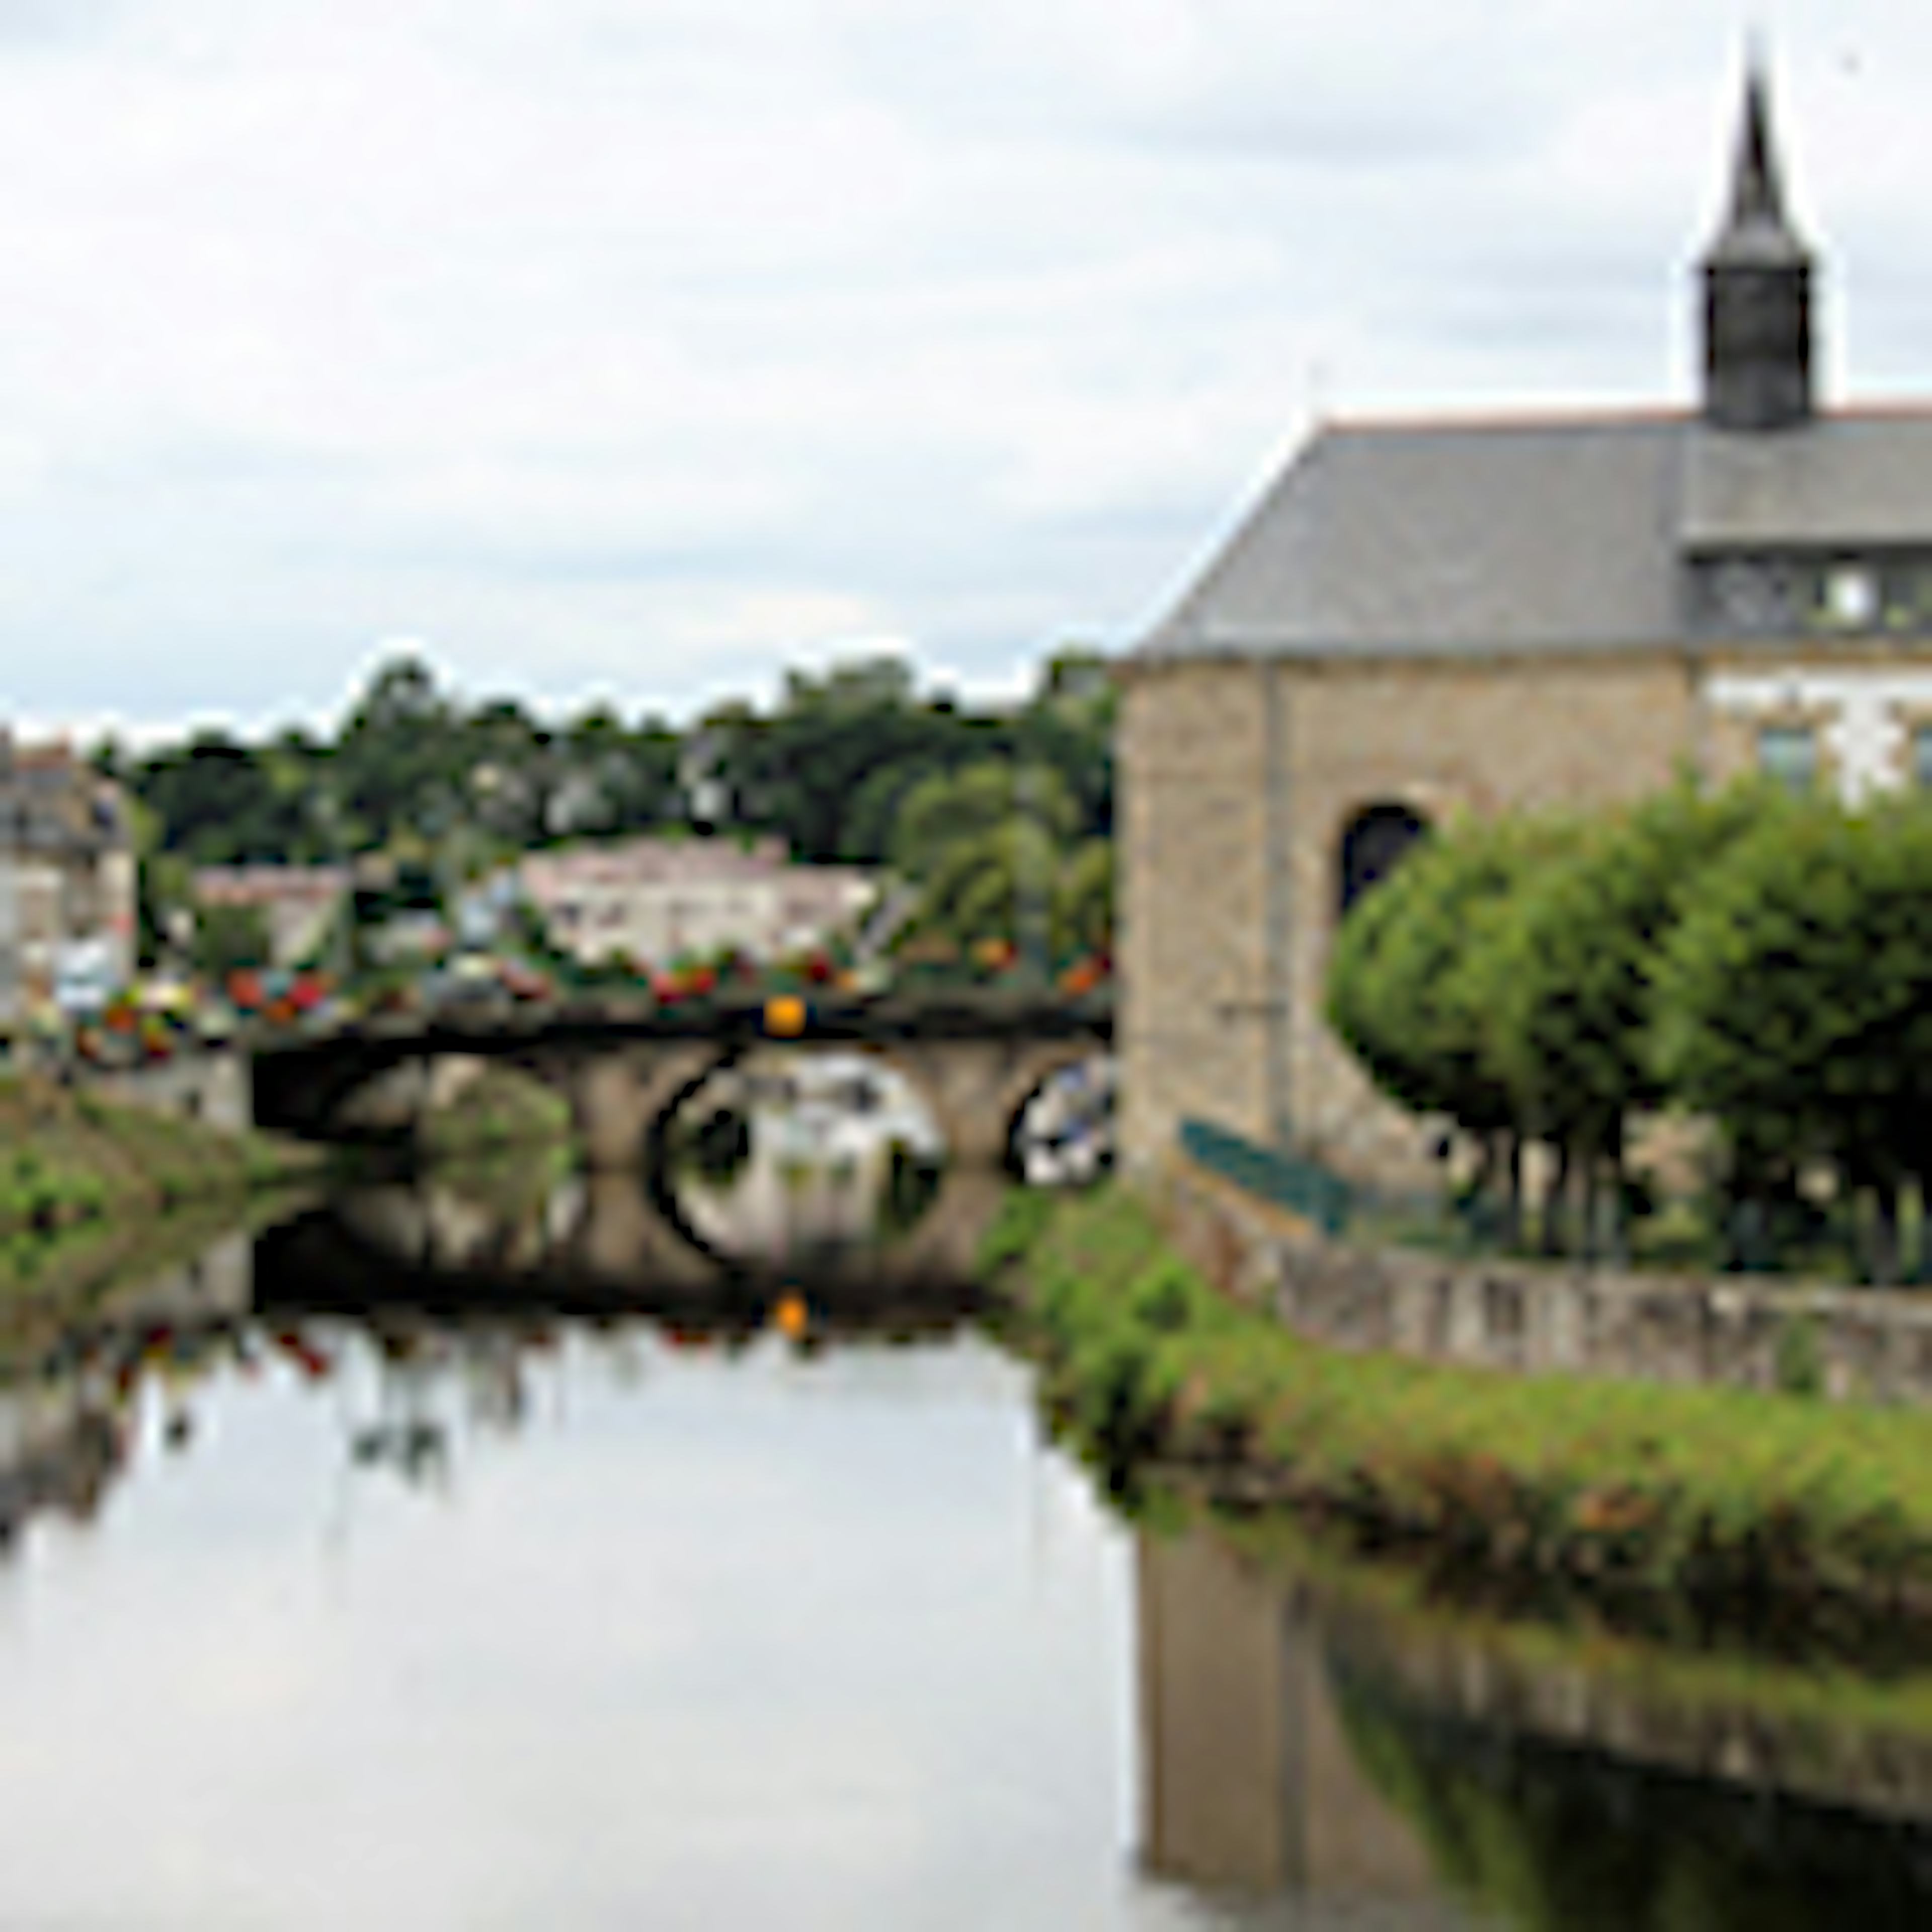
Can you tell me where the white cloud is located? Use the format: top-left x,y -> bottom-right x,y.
0,2 -> 1926,735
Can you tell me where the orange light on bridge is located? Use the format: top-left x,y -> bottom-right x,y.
773,1293 -> 809,1341
764,994 -> 807,1037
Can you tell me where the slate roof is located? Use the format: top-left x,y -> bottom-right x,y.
1139,407 -> 1932,662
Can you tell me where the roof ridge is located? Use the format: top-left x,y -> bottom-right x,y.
1316,405 -> 1693,437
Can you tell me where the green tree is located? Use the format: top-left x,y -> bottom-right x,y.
893,761 -> 1078,883
1056,837 -> 1114,958
1328,813 -> 1566,1232
335,654 -> 469,847
918,819 -> 1064,954
135,732 -> 295,863
1652,796 -> 1932,1281
1476,780 -> 1767,1255
193,902 -> 272,978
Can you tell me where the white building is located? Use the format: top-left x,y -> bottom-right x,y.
519,836 -> 875,970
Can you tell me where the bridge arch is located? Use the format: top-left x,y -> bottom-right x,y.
249,997 -> 1113,1180
874,1035 -> 1111,1172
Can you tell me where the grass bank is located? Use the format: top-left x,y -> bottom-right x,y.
982,1185 -> 1932,1647
0,1073 -> 321,1246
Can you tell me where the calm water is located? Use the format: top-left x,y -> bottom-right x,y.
4,1172 -> 1932,1928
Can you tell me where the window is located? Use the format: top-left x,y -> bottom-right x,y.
1913,725 -> 1932,791
1882,561 -> 1925,631
1819,562 -> 1879,630
1337,802 -> 1430,918
1757,723 -> 1817,794
1702,557 -> 1795,633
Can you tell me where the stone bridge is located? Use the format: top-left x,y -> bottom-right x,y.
249,991 -> 1113,1173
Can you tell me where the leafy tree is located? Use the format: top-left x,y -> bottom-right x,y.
840,754 -> 951,866
335,654 -> 468,844
1057,838 -> 1114,957
1328,814 -> 1566,1231
1652,797 -> 1932,1281
1475,780 -> 1767,1254
118,647 -> 1119,981
137,732 -> 299,863
193,902 -> 272,978
893,761 -> 1078,883
918,819 -> 1063,953
713,661 -> 997,861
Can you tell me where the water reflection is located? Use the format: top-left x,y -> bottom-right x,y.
8,1206 -> 1932,1926
302,1151 -> 1009,1312
1136,1520 -> 1932,1928
1138,1529 -> 1442,1904
664,1049 -> 948,1272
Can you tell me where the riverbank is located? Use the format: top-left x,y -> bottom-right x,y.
982,1186 -> 1932,1648
0,1072 -> 322,1247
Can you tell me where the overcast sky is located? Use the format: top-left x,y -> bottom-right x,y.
4,1 -> 1932,743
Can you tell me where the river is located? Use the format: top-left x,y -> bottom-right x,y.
3,1141 -> 1932,1926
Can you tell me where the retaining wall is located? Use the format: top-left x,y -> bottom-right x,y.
1152,1157 -> 1932,1408
93,1051 -> 252,1135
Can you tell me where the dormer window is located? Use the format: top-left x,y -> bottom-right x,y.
1700,556 -> 1792,632
1821,562 -> 1879,630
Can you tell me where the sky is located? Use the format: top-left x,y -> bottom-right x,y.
4,1 -> 1932,744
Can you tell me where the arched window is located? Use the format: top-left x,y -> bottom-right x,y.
1337,802 -> 1429,918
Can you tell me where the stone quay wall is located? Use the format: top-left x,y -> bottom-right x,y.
1150,1157 -> 1932,1408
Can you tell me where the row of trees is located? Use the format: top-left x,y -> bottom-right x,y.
1328,779 -> 1932,1281
105,650 -> 1112,867
100,648 -> 1116,971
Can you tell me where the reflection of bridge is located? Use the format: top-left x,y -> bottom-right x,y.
258,1165 -> 1012,1329
250,990 -> 1112,1170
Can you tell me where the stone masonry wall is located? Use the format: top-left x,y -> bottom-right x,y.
1153,1157 -> 1932,1408
1118,660 -> 1280,1174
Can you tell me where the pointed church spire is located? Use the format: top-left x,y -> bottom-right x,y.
1702,57 -> 1816,429
1708,60 -> 1808,267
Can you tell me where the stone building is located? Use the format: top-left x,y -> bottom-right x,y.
1120,68 -> 1932,1182
0,736 -> 135,1021
518,835 -> 875,970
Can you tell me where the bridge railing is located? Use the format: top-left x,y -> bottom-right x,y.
1178,1118 -> 1352,1237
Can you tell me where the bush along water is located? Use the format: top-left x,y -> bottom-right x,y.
981,1184 -> 1932,1652
0,1073 -> 319,1250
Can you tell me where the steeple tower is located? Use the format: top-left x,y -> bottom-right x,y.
1702,59 -> 1815,431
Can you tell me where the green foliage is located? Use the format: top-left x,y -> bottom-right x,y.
1328,813 -> 1560,1139
887,757 -> 1113,962
977,1186 -> 1058,1273
1654,795 -> 1932,1206
1479,780 -> 1766,1159
193,901 -> 273,977
1774,1312 -> 1824,1399
1322,779 -> 1932,1266
893,761 -> 1079,881
124,651 -> 1115,971
1057,838 -> 1114,957
992,1185 -> 1932,1636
